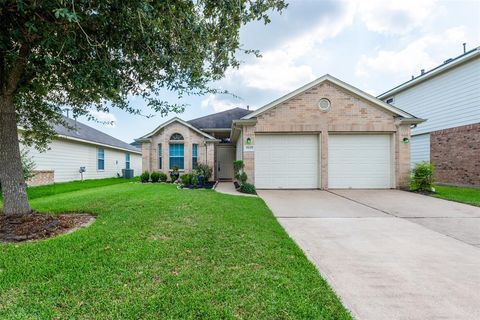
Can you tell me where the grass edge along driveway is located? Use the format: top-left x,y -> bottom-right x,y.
0,182 -> 351,319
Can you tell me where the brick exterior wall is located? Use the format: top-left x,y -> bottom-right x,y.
27,170 -> 54,186
141,121 -> 217,179
431,123 -> 480,186
240,81 -> 412,189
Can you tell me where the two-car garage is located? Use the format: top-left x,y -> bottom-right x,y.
254,134 -> 393,189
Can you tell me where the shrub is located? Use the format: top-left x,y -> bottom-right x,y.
239,183 -> 256,195
191,175 -> 199,187
238,171 -> 248,184
180,173 -> 193,185
150,171 -> 160,183
411,161 -> 434,192
194,163 -> 212,182
158,172 -> 168,182
21,149 -> 36,182
233,160 -> 244,179
140,171 -> 150,183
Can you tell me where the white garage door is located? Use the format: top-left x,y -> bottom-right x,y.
255,135 -> 318,189
328,135 -> 392,189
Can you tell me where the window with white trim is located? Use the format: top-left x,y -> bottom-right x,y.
125,152 -> 130,169
192,144 -> 198,168
169,143 -> 184,170
97,148 -> 105,170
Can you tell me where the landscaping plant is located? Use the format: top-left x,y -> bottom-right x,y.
150,171 -> 161,183
170,166 -> 180,182
240,183 -> 257,195
233,160 -> 245,181
180,173 -> 193,186
140,171 -> 150,183
158,172 -> 168,182
194,163 -> 212,182
411,161 -> 435,192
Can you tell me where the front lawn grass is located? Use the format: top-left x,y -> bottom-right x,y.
433,185 -> 480,207
26,177 -> 138,200
0,183 -> 351,319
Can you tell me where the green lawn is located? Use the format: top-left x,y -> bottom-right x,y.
0,182 -> 351,319
433,185 -> 480,207
26,177 -> 138,200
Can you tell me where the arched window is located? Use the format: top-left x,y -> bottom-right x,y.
170,133 -> 184,140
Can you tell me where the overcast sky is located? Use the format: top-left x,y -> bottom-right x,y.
80,0 -> 480,143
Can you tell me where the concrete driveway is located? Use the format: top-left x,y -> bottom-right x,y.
259,189 -> 480,320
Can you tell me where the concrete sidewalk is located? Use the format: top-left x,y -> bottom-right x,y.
259,190 -> 480,320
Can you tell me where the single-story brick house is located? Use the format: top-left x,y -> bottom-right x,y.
137,75 -> 424,189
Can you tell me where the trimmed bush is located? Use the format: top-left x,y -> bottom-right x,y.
411,161 -> 435,192
191,175 -> 199,187
158,172 -> 168,182
233,160 -> 244,180
150,171 -> 161,183
140,171 -> 150,183
239,171 -> 248,184
180,173 -> 193,186
239,183 -> 256,195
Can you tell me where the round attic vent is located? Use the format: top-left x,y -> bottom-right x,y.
318,98 -> 331,112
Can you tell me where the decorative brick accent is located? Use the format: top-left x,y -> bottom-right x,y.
431,123 -> 480,186
27,170 -> 54,186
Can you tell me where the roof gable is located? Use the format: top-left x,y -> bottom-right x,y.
242,74 -> 421,121
137,117 -> 217,141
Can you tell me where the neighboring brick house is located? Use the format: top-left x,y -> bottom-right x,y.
378,46 -> 480,187
138,75 -> 423,189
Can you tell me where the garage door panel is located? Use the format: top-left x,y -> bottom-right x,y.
255,135 -> 318,189
328,135 -> 392,189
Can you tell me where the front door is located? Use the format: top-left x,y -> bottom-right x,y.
217,145 -> 235,180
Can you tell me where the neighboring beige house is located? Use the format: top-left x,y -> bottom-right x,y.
22,116 -> 142,185
137,74 -> 424,189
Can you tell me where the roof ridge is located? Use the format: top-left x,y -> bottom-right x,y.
187,107 -> 247,123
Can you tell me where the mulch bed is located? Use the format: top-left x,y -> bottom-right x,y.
0,212 -> 95,243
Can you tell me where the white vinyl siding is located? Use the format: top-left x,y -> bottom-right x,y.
328,135 -> 392,189
255,134 -> 318,189
411,134 -> 431,167
387,57 -> 480,135
23,138 -> 142,183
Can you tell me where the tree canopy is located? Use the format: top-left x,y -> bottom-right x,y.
0,0 -> 287,216
1,0 -> 287,149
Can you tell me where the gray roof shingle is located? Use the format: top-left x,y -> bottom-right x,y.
188,107 -> 252,129
53,116 -> 141,153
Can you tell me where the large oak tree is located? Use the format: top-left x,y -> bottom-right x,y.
0,0 -> 287,216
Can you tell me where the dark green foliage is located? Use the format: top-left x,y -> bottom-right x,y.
193,163 -> 212,182
411,162 -> 435,192
158,172 -> 168,182
150,171 -> 161,183
180,173 -> 193,185
1,0 -> 288,151
238,171 -> 248,185
191,175 -> 199,187
233,160 -> 244,180
140,171 -> 150,183
239,183 -> 256,194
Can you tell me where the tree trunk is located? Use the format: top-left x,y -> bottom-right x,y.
0,95 -> 32,216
